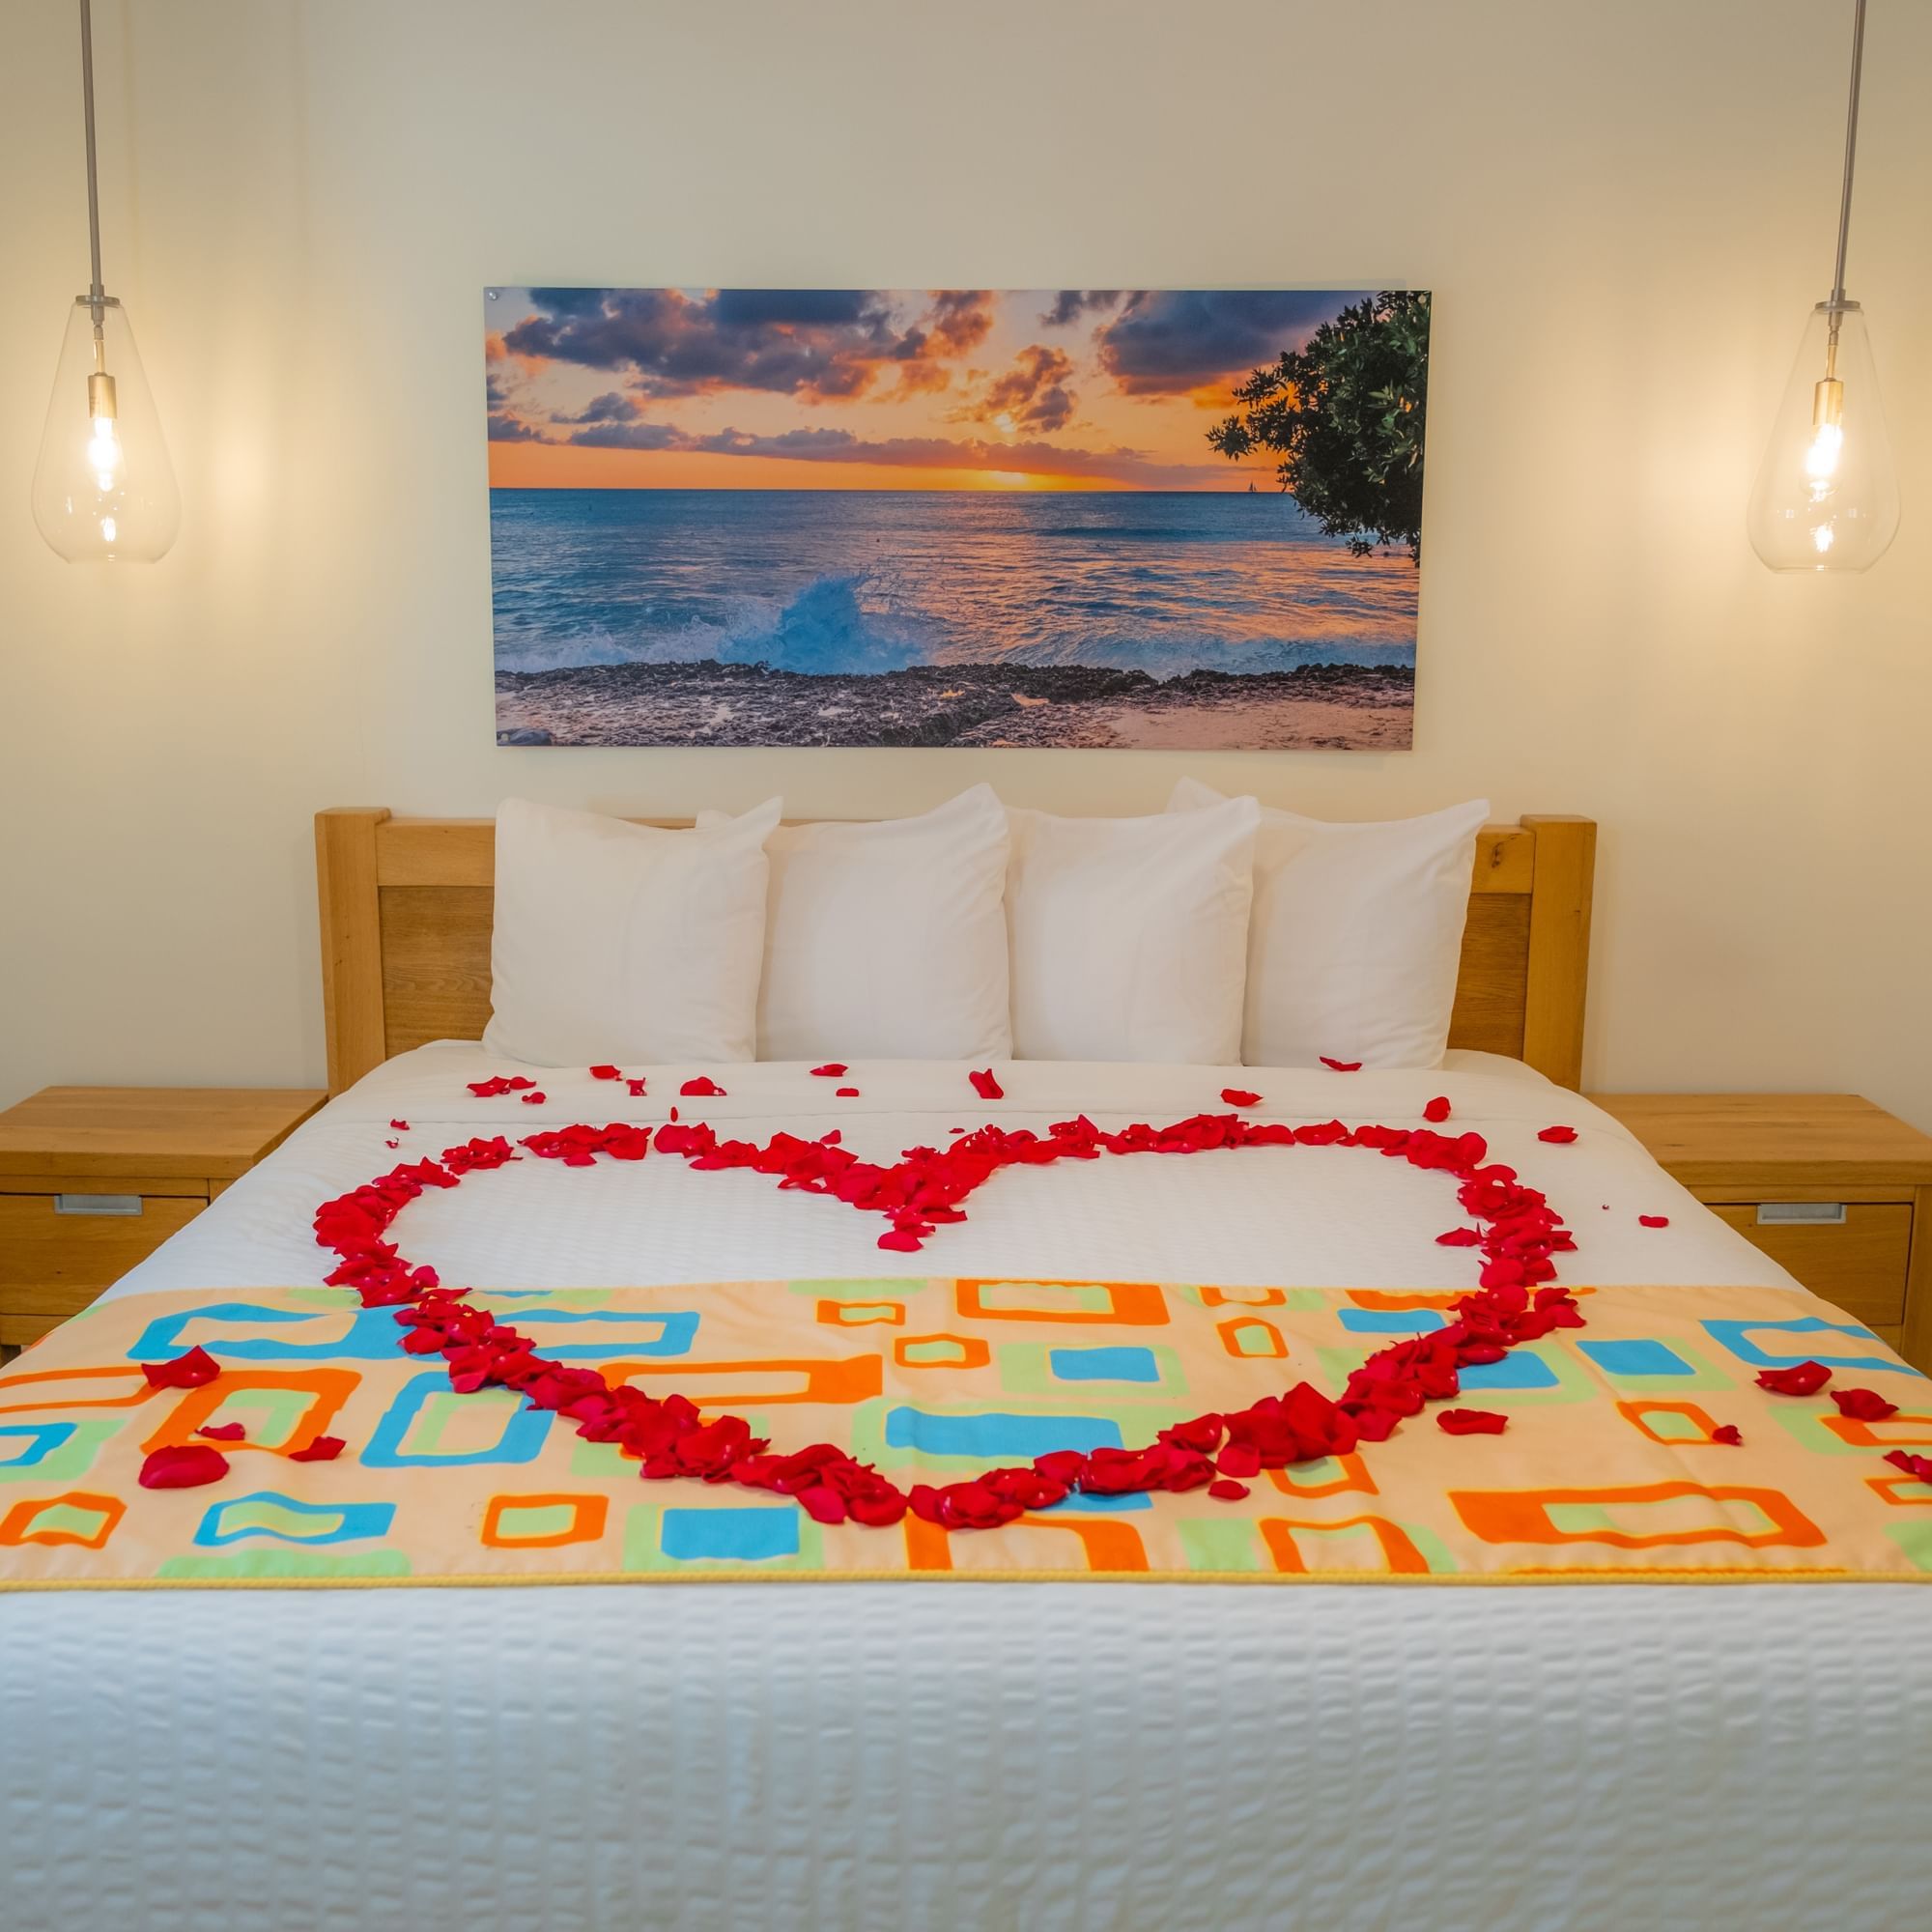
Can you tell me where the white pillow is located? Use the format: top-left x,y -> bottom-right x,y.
1169,778 -> 1489,1069
483,796 -> 781,1065
704,785 -> 1011,1062
1006,797 -> 1259,1064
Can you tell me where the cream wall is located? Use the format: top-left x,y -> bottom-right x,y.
2,0 -> 1928,1122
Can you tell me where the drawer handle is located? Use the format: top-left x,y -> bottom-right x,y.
1756,1202 -> 1847,1226
53,1194 -> 144,1217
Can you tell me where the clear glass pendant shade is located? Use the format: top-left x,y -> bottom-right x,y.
32,295 -> 181,562
1747,300 -> 1898,572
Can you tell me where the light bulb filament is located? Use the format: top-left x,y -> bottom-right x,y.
88,414 -> 122,490
1804,374 -> 1845,488
86,367 -> 123,493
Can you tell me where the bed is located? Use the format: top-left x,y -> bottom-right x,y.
3,809 -> 1927,1932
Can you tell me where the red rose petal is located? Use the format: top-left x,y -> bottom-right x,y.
520,1091 -> 547,1105
1756,1360 -> 1832,1396
1208,1478 -> 1250,1501
288,1435 -> 346,1463
1437,1408 -> 1508,1435
384,1138 -> 400,1149
1216,1442 -> 1262,1479
1220,1089 -> 1261,1108
1537,1125 -> 1577,1144
1710,1424 -> 1744,1445
1637,1213 -> 1669,1228
389,1119 -> 410,1131
138,1443 -> 229,1489
1833,1386 -> 1900,1421
969,1068 -> 1004,1100
680,1077 -> 725,1097
589,1065 -> 621,1081
836,1087 -> 860,1097
1423,1096 -> 1451,1122
1033,1450 -> 1087,1487
810,1064 -> 848,1078
140,1346 -> 220,1390
796,1485 -> 848,1525
195,1422 -> 246,1441
1320,1057 -> 1362,1072
1884,1449 -> 1932,1482
1435,1228 -> 1482,1246
625,1077 -> 648,1097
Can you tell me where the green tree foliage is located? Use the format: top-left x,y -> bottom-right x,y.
1207,291 -> 1431,561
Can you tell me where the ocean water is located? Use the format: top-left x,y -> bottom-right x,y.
490,488 -> 1417,682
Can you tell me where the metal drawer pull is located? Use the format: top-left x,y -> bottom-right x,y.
1756,1202 -> 1847,1226
53,1194 -> 144,1217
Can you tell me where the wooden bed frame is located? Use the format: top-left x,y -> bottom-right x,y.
315,809 -> 1597,1096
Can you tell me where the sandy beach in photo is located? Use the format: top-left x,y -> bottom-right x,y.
495,659 -> 1413,750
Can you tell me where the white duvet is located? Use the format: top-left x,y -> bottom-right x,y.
7,1047 -> 1929,1932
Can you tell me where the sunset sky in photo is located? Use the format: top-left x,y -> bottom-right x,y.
485,288 -> 1371,492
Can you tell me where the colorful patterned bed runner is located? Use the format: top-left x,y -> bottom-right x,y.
3,1279 -> 1929,1586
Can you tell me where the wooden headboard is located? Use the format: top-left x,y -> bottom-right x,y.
315,809 -> 1597,1095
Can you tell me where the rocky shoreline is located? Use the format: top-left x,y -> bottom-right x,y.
495,659 -> 1414,751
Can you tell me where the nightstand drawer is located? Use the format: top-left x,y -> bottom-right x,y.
0,1191 -> 208,1295
1704,1200 -> 1912,1325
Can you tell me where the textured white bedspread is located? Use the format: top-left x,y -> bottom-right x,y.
7,1047 -> 1929,1931
101,1046 -> 1790,1298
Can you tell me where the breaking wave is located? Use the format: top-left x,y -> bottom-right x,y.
496,572 -> 938,676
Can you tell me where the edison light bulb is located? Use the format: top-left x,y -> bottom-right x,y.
1747,300 -> 1898,572
87,381 -> 124,491
31,296 -> 180,563
1804,415 -> 1842,485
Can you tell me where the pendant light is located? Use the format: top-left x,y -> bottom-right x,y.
31,0 -> 180,564
1747,0 -> 1898,572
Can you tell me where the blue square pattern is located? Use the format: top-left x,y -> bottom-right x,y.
1337,1309 -> 1448,1335
1049,1347 -> 1160,1383
1703,1316 -> 1917,1376
1458,1350 -> 1560,1391
1578,1339 -> 1693,1378
0,1423 -> 78,1467
361,1372 -> 554,1467
884,1409 -> 1122,1461
661,1507 -> 800,1563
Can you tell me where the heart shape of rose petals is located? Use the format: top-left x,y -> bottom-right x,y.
295,1101 -> 1607,1532
287,1085 -> 1919,1532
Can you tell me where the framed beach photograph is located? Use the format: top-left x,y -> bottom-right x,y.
485,287 -> 1430,750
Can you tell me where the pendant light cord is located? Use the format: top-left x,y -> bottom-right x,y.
1829,0 -> 1867,309
79,0 -> 105,321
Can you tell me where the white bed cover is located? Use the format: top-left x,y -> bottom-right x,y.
6,1047 -> 1928,1931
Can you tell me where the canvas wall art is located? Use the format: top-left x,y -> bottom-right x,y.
485,288 -> 1429,750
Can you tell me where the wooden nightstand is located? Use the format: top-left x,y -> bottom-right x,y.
1588,1093 -> 1932,1373
0,1086 -> 327,1352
